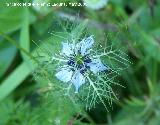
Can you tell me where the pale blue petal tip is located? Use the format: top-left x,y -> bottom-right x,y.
55,69 -> 73,82
71,71 -> 85,93
80,35 -> 94,55
87,58 -> 107,74
62,42 -> 73,56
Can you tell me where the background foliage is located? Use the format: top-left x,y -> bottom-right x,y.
0,0 -> 160,125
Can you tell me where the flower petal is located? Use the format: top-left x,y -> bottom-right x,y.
80,35 -> 94,56
55,69 -> 73,82
87,58 -> 107,74
62,43 -> 73,57
71,71 -> 85,93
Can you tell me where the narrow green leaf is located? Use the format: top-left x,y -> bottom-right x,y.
140,30 -> 160,62
0,41 -> 17,78
0,7 -> 23,33
20,7 -> 30,61
0,62 -> 32,101
0,1 -> 36,34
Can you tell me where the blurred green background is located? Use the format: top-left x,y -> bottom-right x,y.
0,0 -> 160,125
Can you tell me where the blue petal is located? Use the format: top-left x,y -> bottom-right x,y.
80,35 -> 94,56
55,69 -> 73,82
62,43 -> 73,57
87,58 -> 107,74
71,71 -> 85,93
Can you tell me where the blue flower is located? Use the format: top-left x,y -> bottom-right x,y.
55,35 -> 108,93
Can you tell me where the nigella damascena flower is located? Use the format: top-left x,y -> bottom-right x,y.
55,35 -> 108,93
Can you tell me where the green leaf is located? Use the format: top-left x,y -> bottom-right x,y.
33,13 -> 53,35
20,7 -> 30,61
0,41 -> 17,78
0,62 -> 32,101
148,115 -> 160,125
0,3 -> 36,34
0,8 -> 23,33
0,98 -> 14,125
139,29 -> 160,62
129,4 -> 160,31
113,118 -> 140,125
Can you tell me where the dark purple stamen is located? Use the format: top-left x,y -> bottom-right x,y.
84,57 -> 92,63
67,55 -> 92,75
80,68 -> 87,74
77,64 -> 83,69
68,59 -> 75,66
78,49 -> 81,54
85,65 -> 90,69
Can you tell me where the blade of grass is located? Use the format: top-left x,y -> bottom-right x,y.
20,7 -> 30,62
0,31 -> 37,63
0,62 -> 32,101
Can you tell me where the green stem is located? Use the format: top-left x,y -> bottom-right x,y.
0,31 -> 37,63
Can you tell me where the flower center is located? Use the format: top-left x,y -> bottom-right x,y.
67,54 -> 92,75
75,54 -> 84,65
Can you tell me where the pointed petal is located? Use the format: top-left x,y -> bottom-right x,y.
74,42 -> 80,55
55,69 -> 73,82
87,58 -> 107,74
71,71 -> 85,92
62,43 -> 73,57
80,35 -> 94,55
